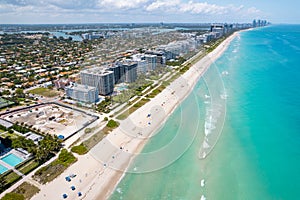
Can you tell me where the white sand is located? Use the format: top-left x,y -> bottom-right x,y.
32,31 -> 242,200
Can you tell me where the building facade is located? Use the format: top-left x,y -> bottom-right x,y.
144,54 -> 157,72
122,61 -> 138,83
65,83 -> 99,103
80,68 -> 114,95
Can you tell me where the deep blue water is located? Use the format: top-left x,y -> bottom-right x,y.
110,25 -> 300,200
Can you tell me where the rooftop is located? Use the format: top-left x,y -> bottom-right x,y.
66,83 -> 97,92
0,118 -> 13,129
81,67 -> 114,76
24,132 -> 44,143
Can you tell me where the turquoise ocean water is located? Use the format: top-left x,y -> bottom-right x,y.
110,25 -> 300,200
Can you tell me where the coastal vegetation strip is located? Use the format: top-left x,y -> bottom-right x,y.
33,149 -> 76,184
116,98 -> 150,120
72,119 -> 119,154
0,181 -> 39,200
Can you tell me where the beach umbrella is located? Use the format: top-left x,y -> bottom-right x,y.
58,135 -> 64,139
71,186 -> 76,190
62,193 -> 68,199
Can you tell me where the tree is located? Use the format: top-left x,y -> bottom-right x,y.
1,90 -> 10,96
36,134 -> 61,163
0,176 -> 6,190
11,136 -> 37,155
106,119 -> 119,128
15,88 -> 25,98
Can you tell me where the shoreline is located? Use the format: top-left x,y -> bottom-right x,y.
93,30 -> 243,199
31,30 -> 245,200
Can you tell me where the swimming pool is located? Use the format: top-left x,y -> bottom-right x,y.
1,153 -> 24,167
0,164 -> 8,174
115,84 -> 128,92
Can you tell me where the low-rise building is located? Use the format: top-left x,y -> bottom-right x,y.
0,118 -> 13,129
54,79 -> 70,89
24,132 -> 44,144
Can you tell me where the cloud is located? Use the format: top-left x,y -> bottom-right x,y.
0,0 -> 264,23
247,7 -> 261,15
98,0 -> 150,10
179,1 -> 227,15
146,0 -> 181,11
145,1 -> 260,16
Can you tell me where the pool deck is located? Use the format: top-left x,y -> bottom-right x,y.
0,159 -> 24,176
0,149 -> 29,176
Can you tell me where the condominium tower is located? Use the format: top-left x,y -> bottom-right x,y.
80,67 -> 114,95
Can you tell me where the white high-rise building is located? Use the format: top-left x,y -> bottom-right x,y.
132,54 -> 147,74
144,54 -> 157,72
65,83 -> 99,103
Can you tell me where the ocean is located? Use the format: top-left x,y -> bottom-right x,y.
110,25 -> 300,200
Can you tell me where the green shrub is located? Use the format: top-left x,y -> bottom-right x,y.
1,193 -> 24,200
106,119 -> 119,128
58,149 -> 76,165
71,144 -> 88,155
84,128 -> 92,134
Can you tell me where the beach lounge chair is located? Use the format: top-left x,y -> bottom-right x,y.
70,173 -> 76,178
65,176 -> 71,182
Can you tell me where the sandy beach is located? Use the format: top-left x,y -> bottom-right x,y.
31,30 -> 242,200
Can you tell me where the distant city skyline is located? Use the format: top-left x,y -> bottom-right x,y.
0,0 -> 298,24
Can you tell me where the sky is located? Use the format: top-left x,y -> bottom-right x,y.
0,0 -> 298,24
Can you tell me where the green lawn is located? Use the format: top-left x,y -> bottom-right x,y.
28,87 -> 59,98
17,160 -> 40,175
